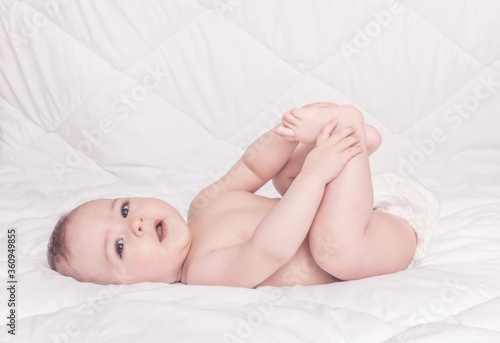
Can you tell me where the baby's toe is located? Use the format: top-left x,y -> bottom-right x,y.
284,111 -> 300,125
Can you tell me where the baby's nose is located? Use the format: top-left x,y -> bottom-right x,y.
130,216 -> 144,236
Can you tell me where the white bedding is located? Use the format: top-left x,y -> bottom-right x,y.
1,0 -> 500,342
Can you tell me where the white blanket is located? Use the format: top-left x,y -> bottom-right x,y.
1,0 -> 500,342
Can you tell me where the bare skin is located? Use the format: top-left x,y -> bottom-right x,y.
275,103 -> 416,280
63,103 -> 416,288
273,102 -> 382,195
182,103 -> 416,287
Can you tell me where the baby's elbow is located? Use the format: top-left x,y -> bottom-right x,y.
250,240 -> 289,270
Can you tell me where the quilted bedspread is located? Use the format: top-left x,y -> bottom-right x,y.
1,0 -> 500,342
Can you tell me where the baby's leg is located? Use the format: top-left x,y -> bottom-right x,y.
308,107 -> 416,280
273,120 -> 381,196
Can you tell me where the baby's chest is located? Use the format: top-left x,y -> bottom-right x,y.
188,192 -> 278,252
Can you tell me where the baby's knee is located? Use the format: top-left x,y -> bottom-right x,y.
339,104 -> 364,119
309,234 -> 370,281
365,124 -> 382,154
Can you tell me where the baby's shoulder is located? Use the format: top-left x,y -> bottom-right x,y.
188,189 -> 245,219
188,190 -> 277,222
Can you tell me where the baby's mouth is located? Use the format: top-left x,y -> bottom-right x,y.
155,221 -> 165,242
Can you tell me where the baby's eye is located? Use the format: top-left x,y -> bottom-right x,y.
121,199 -> 129,218
115,238 -> 124,258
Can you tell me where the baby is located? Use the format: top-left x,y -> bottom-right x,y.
47,102 -> 430,288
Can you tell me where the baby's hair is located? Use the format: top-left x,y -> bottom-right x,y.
47,212 -> 73,271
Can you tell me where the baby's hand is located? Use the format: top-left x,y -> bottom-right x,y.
276,103 -> 339,145
301,119 -> 362,184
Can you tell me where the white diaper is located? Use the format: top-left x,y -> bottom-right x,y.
372,172 -> 440,266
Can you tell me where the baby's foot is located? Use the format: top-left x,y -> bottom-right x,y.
280,104 -> 343,145
282,108 -> 329,144
277,103 -> 381,154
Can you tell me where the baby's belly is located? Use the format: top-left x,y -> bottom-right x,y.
258,238 -> 338,287
190,191 -> 338,287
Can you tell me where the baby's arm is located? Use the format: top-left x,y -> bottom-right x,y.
186,121 -> 362,287
189,124 -> 299,218
251,121 -> 362,261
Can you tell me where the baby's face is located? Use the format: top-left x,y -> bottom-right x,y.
65,197 -> 191,284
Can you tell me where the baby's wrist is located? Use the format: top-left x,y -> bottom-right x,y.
298,166 -> 328,185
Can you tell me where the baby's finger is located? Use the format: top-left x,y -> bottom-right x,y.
341,145 -> 363,162
321,123 -> 354,144
316,118 -> 338,145
334,124 -> 357,140
335,134 -> 361,152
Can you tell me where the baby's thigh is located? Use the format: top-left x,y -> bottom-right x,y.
308,211 -> 417,280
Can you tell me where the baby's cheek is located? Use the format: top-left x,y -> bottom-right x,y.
127,249 -> 153,271
127,260 -> 156,282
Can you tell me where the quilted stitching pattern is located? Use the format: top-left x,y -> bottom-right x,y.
1,1 -> 500,342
